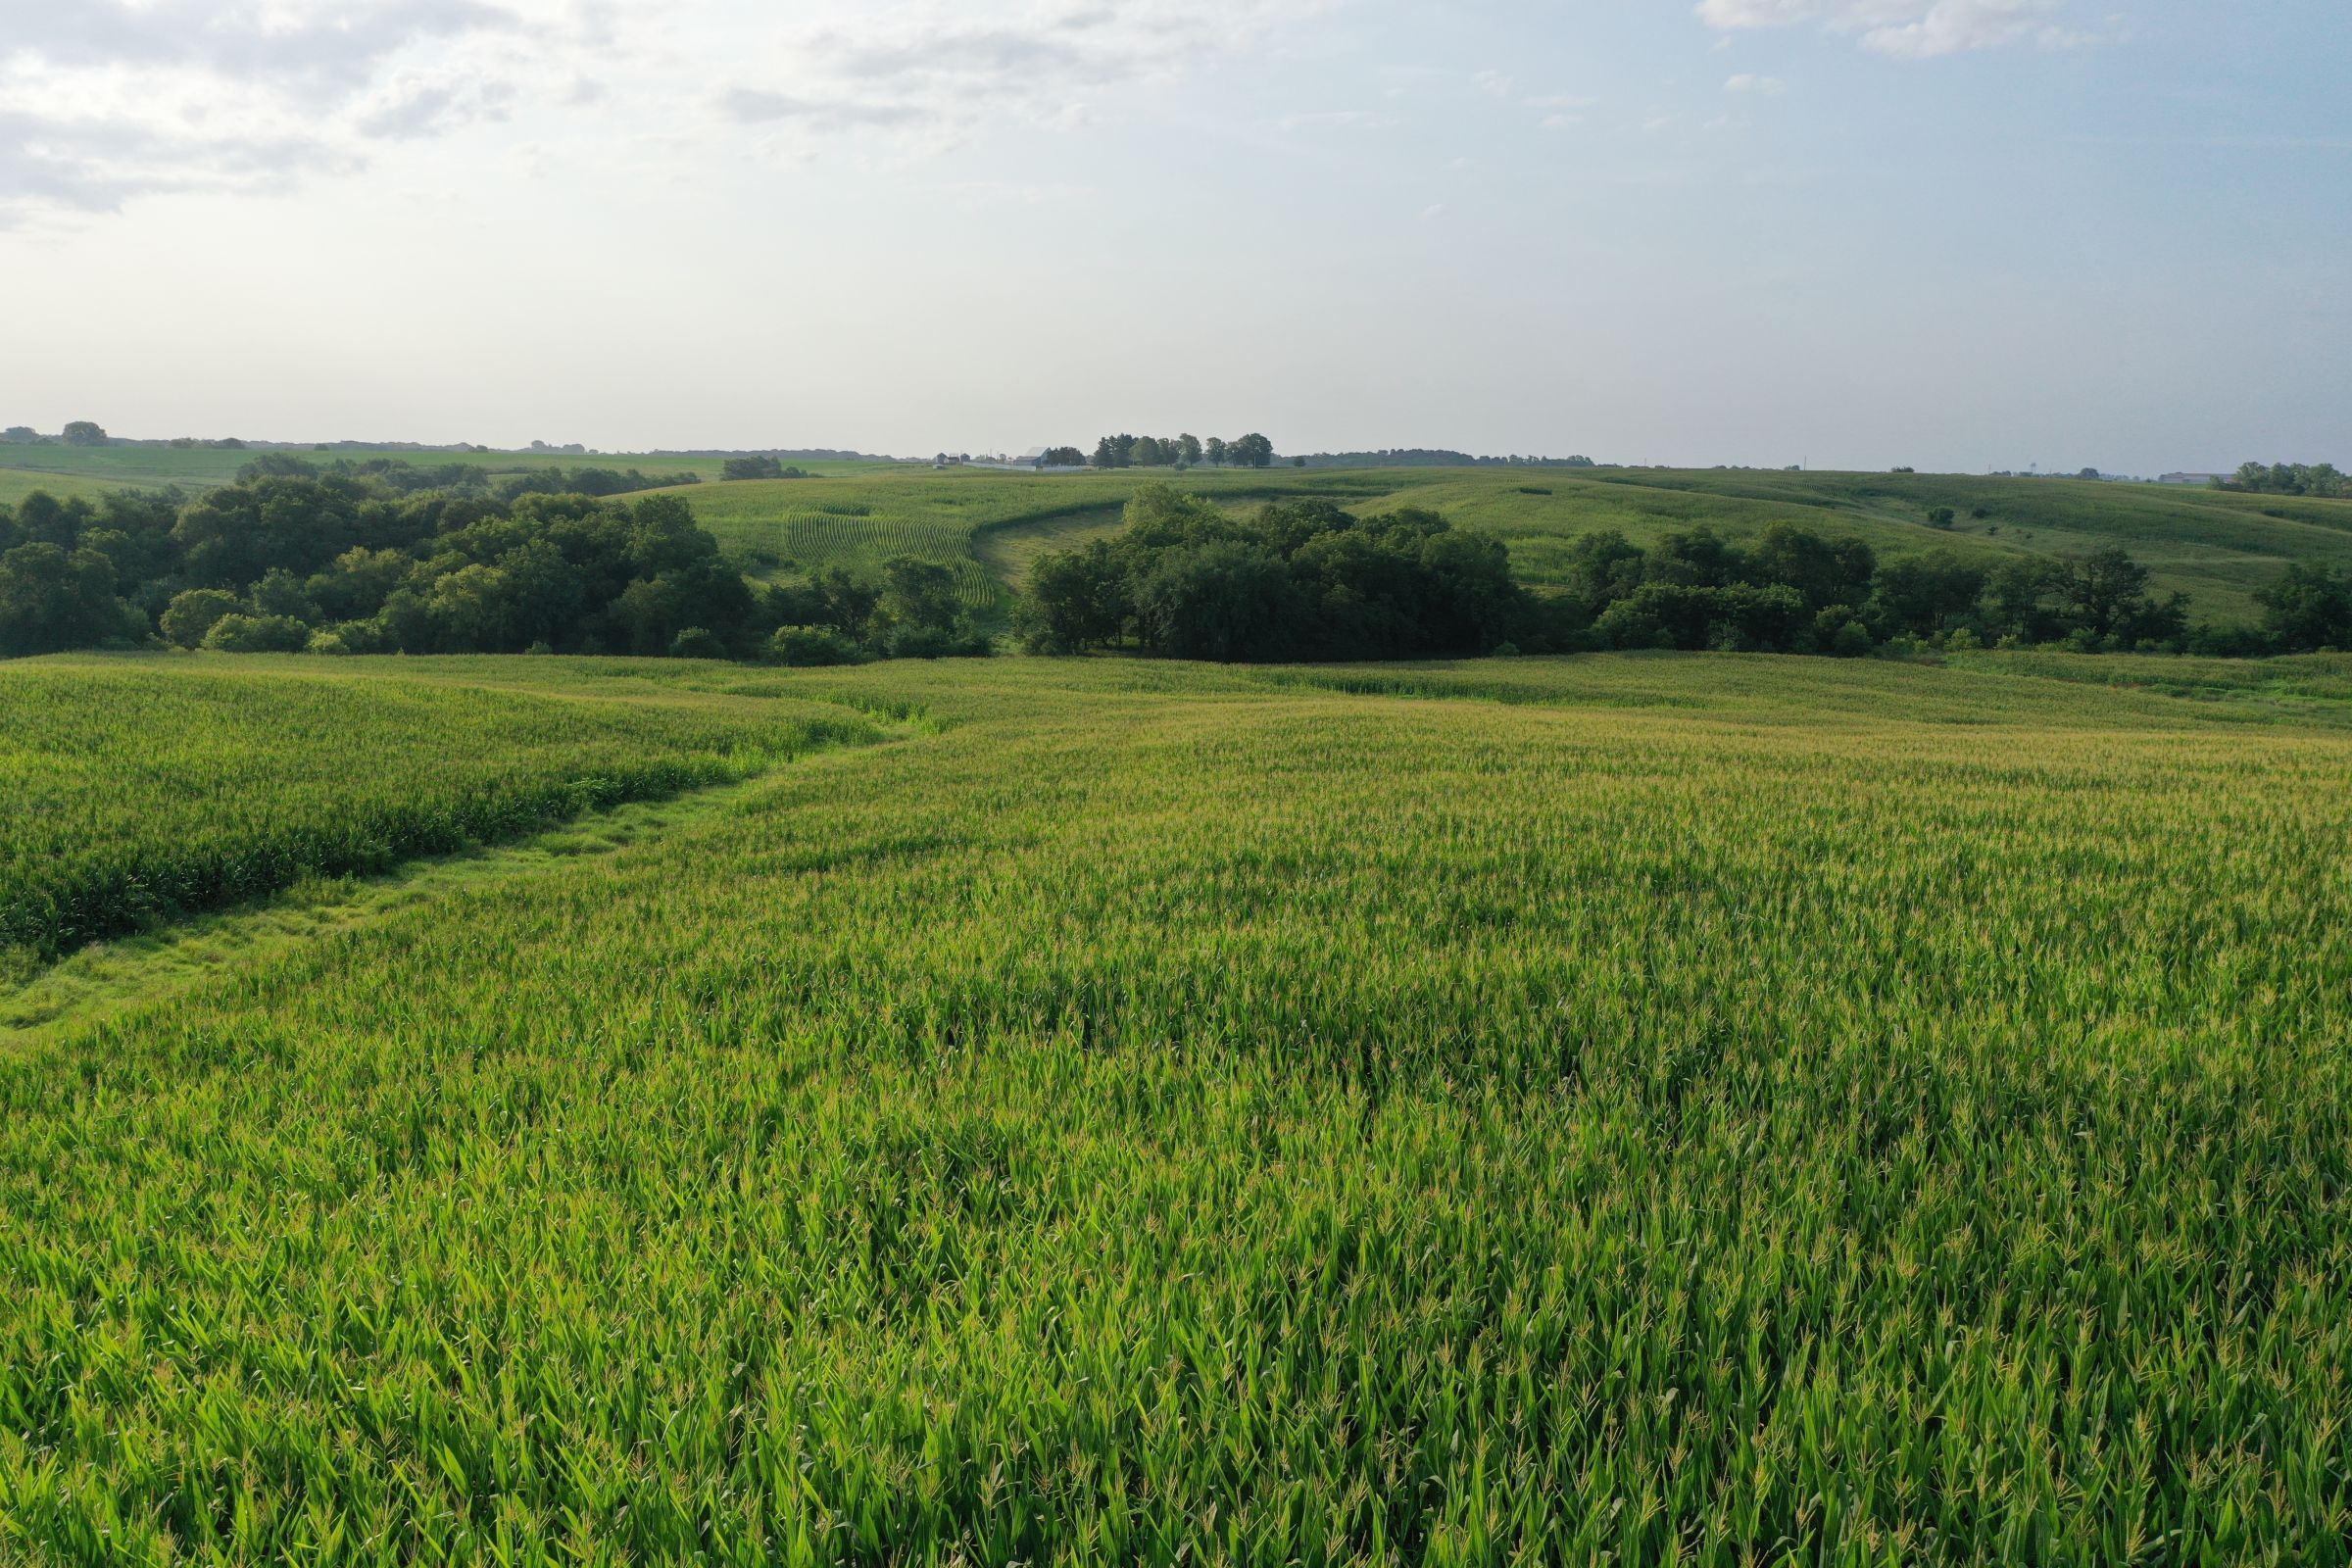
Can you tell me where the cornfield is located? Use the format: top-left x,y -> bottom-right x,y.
1,650 -> 2348,1565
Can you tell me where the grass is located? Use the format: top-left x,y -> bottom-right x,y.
2,650 -> 2349,1563
0,655 -> 879,963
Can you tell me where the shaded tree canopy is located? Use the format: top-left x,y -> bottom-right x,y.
1017,484 -> 1540,662
0,473 -> 789,661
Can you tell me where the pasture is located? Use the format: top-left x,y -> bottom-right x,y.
2,649 -> 2349,1563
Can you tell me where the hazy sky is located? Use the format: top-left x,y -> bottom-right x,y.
2,1 -> 2344,471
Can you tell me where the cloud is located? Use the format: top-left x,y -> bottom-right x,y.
0,0 -> 1343,223
1695,0 -> 2087,57
1724,74 -> 1786,93
714,1 -> 1339,155
1272,109 -> 1395,133
0,0 -> 567,223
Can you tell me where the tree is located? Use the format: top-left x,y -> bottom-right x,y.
1204,437 -> 1228,468
1041,446 -> 1086,468
1132,541 -> 1299,661
1093,434 -> 1140,469
1746,522 -> 1876,613
1178,434 -> 1203,466
200,612 -> 311,653
2255,563 -> 2352,652
2254,563 -> 2352,652
876,556 -> 962,635
0,427 -> 35,444
1867,553 -> 1985,640
0,543 -> 123,656
1133,436 -> 1168,467
721,456 -> 787,480
2064,545 -> 2184,644
61,420 -> 108,447
161,588 -> 244,649
1015,539 -> 1129,652
1227,433 -> 1275,468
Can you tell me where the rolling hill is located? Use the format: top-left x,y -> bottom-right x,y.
11,443 -> 2348,627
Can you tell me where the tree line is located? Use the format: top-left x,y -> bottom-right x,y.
238,453 -> 693,501
0,469 -> 986,663
1553,528 -> 2195,655
1091,433 -> 1276,470
1016,485 -> 1539,660
2217,462 -> 2346,499
1015,486 -> 2331,662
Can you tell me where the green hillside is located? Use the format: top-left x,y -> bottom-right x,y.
0,444 -> 885,507
664,466 -> 2352,628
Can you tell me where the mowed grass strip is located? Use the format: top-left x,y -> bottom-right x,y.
0,657 -> 879,962
1,655 -> 2349,1563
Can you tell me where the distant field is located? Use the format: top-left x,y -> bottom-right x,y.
0,444 -> 891,501
4,650 -> 2350,1562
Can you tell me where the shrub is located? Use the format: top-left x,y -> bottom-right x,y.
768,625 -> 866,666
201,613 -> 312,653
669,626 -> 727,661
161,589 -> 247,649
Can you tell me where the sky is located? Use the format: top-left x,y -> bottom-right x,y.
0,0 -> 2344,472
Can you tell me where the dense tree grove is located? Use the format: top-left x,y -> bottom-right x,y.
1092,432 -> 1272,469
761,556 -> 993,664
236,454 -> 692,500
719,457 -> 808,480
2253,564 -> 2352,652
1559,526 -> 2193,655
1017,492 -> 2221,662
2218,461 -> 2345,498
0,470 -> 981,662
1017,485 -> 1539,660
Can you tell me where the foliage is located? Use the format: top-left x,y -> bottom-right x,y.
2220,460 -> 2346,498
760,555 -> 992,662
2256,562 -> 2352,651
721,456 -> 808,481
1227,432 -> 1276,468
1020,485 -> 1534,661
60,420 -> 108,447
199,612 -> 311,654
0,474 -> 769,661
1563,524 -> 2187,655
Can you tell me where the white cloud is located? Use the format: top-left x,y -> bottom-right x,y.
0,0 -> 580,222
715,1 -> 1340,157
1724,74 -> 1787,93
1695,0 -> 2087,57
0,0 -> 1337,223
